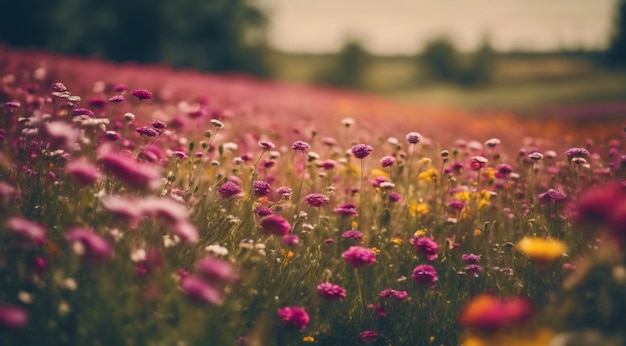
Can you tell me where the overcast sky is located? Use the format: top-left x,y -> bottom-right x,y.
259,0 -> 619,54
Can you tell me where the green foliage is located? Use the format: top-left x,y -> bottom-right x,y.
606,0 -> 626,67
0,0 -> 271,76
316,39 -> 370,88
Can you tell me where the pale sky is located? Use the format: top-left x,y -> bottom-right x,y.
259,0 -> 620,54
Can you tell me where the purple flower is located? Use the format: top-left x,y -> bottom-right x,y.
73,108 -> 95,118
412,264 -> 438,285
253,181 -> 271,197
282,234 -> 300,247
101,152 -> 163,190
334,203 -> 359,217
4,101 -> 20,112
136,126 -> 159,137
405,132 -> 422,144
413,236 -> 439,261
496,164 -> 513,176
113,83 -> 127,92
565,147 -> 590,160
379,289 -> 409,300
152,120 -> 167,130
180,276 -> 222,305
66,157 -> 102,185
464,264 -> 484,277
462,253 -> 482,264
109,95 -> 125,103
218,181 -> 243,199
171,221 -> 199,244
341,230 -> 364,242
389,192 -> 401,203
277,306 -> 310,330
538,189 -> 567,204
380,156 -> 396,167
351,144 -> 373,159
260,215 -> 292,236
317,282 -> 346,301
5,217 -> 47,246
88,97 -> 106,109
131,89 -> 153,100
342,246 -> 376,268
65,227 -> 113,263
258,140 -> 275,151
195,256 -> 236,283
304,193 -> 329,207
254,206 -> 273,217
359,330 -> 379,342
104,131 -> 121,141
448,200 -> 465,211
42,121 -> 80,151
291,141 -> 310,151
0,305 -> 28,329
276,186 -> 293,199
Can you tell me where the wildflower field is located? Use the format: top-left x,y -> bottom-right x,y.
0,48 -> 625,346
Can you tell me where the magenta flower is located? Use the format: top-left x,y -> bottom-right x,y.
136,126 -> 159,137
42,121 -> 80,151
334,203 -> 359,217
379,289 -> 408,300
218,181 -> 243,199
65,227 -> 113,263
66,157 -> 102,185
258,140 -> 275,151
253,181 -> 272,197
469,156 -> 488,171
100,195 -> 144,228
319,159 -> 337,170
448,200 -> 465,211
389,192 -> 401,203
4,101 -> 20,112
462,253 -> 482,264
351,144 -> 373,159
195,256 -> 236,283
5,217 -> 47,246
282,234 -> 300,247
317,282 -> 346,301
538,189 -> 567,204
180,276 -> 222,305
380,156 -> 396,167
0,305 -> 28,329
405,132 -> 422,144
254,206 -> 273,217
101,152 -> 162,190
413,236 -> 439,261
341,230 -> 364,242
342,246 -> 376,268
109,95 -> 125,103
412,264 -> 438,285
291,141 -> 310,151
359,330 -> 379,342
464,264 -> 484,277
565,147 -> 590,160
276,186 -> 293,199
131,89 -> 153,100
172,221 -> 199,244
277,306 -> 310,330
304,193 -> 329,207
260,215 -> 291,236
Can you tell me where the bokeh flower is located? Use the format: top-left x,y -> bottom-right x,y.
516,237 -> 566,264
317,282 -> 346,301
413,236 -> 439,261
260,215 -> 291,236
342,246 -> 376,268
218,181 -> 243,199
277,306 -> 310,330
351,144 -> 373,159
304,193 -> 329,207
411,264 -> 438,285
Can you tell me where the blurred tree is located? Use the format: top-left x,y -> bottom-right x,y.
606,0 -> 626,67
0,0 -> 270,76
459,36 -> 496,86
420,36 -> 460,82
316,39 -> 370,89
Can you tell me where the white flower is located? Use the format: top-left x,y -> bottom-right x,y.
206,244 -> 229,256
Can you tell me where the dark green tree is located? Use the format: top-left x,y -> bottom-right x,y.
606,0 -> 626,66
317,39 -> 370,89
420,36 -> 460,82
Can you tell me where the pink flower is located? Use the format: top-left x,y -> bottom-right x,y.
291,141 -> 310,151
351,144 -> 373,159
218,181 -> 243,199
359,330 -> 379,342
195,256 -> 236,283
334,203 -> 358,217
260,215 -> 291,236
405,132 -> 422,144
42,121 -> 80,151
379,289 -> 408,300
342,246 -> 376,268
277,306 -> 310,330
411,264 -> 438,285
304,193 -> 329,207
413,236 -> 439,261
172,221 -> 199,244
131,89 -> 153,100
180,276 -> 222,305
317,282 -> 346,301
253,181 -> 271,197
100,195 -> 144,228
0,305 -> 28,329
66,157 -> 102,185
5,217 -> 47,246
101,152 -> 162,190
65,227 -> 113,263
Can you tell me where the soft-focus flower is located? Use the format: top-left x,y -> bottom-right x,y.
458,294 -> 536,332
5,217 -> 47,246
276,186 -> 293,199
359,330 -> 379,342
516,237 -> 566,264
304,193 -> 329,207
218,181 -> 243,199
341,229 -> 364,242
258,140 -> 275,151
66,157 -> 102,185
195,256 -> 236,283
334,202 -> 359,217
485,138 -> 500,148
180,275 -> 221,305
406,132 -> 422,144
462,253 -> 482,264
101,152 -> 162,190
317,282 -> 346,301
411,264 -> 438,285
413,236 -> 439,261
469,156 -> 488,171
277,306 -> 310,330
109,95 -> 124,103
351,144 -> 373,159
42,121 -> 80,151
342,246 -> 376,268
131,89 -> 153,100
65,227 -> 113,262
260,215 -> 291,236
291,141 -> 310,151
282,234 -> 300,247
380,156 -> 396,167
0,304 -> 28,329
253,181 -> 271,197
537,189 -> 567,204
565,147 -> 590,160
379,289 -> 408,300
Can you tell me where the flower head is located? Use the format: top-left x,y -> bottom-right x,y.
461,253 -> 482,264
5,217 -> 47,246
277,306 -> 310,330
565,147 -> 589,160
258,140 -> 275,151
413,236 -> 439,261
379,289 -> 408,300
65,227 -> 114,263
469,156 -> 488,171
411,264 -> 438,285
537,189 -> 567,204
66,157 -> 102,185
291,141 -> 310,151
458,294 -> 536,331
317,282 -> 346,301
180,275 -> 222,305
341,229 -> 364,242
260,215 -> 291,236
101,152 -> 162,190
380,156 -> 396,168
342,246 -> 376,268
131,89 -> 153,100
253,181 -> 271,197
351,144 -> 373,159
304,193 -> 329,207
516,237 -> 566,264
218,181 -> 243,199
0,305 -> 28,329
406,132 -> 422,144
333,202 -> 359,217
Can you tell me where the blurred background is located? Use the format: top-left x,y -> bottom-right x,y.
1,0 -> 625,114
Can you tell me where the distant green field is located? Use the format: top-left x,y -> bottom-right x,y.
268,51 -> 626,112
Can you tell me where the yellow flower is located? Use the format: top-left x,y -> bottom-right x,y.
516,237 -> 567,263
390,237 -> 403,245
473,229 -> 482,236
302,336 -> 315,343
429,336 -> 435,343
454,191 -> 471,202
481,167 -> 496,182
410,202 -> 430,216
281,249 -> 294,265
421,157 -> 432,165
418,168 -> 439,183
414,230 -> 427,237
370,247 -> 381,255
371,168 -> 390,178
351,220 -> 358,229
